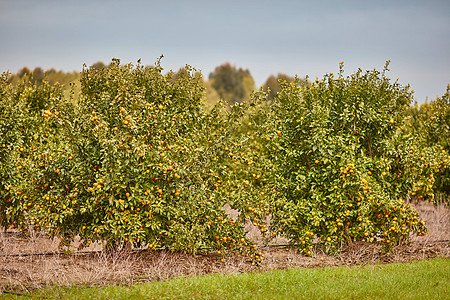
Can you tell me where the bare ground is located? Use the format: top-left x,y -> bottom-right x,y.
0,202 -> 448,294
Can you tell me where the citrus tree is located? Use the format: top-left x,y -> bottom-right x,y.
427,86 -> 450,203
0,72 -> 63,231
405,86 -> 449,204
251,62 -> 445,254
25,59 -> 261,261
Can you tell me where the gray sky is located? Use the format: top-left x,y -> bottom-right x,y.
1,0 -> 449,103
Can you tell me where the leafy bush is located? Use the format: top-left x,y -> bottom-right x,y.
251,62 -> 446,254
12,59 -> 261,261
0,72 -> 63,230
405,86 -> 450,203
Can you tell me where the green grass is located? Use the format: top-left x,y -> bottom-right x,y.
5,258 -> 449,299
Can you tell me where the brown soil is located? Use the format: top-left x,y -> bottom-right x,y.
1,202 -> 449,294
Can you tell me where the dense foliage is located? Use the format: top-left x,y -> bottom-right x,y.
1,59 -> 263,261
248,62 -> 448,253
1,59 -> 448,261
405,86 -> 450,202
0,72 -> 63,229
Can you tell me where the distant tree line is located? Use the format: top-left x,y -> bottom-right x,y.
5,61 -> 308,106
7,67 -> 80,87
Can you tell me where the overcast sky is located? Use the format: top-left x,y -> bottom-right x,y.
1,0 -> 449,104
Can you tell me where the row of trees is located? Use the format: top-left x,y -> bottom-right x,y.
1,59 -> 448,262
7,67 -> 80,87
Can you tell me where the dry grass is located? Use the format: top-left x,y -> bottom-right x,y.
410,201 -> 449,242
1,201 -> 448,294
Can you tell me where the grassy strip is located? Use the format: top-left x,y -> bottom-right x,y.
9,257 -> 450,299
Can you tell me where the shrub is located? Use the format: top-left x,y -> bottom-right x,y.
0,72 -> 63,231
405,86 -> 450,203
22,59 -> 261,261
251,62 -> 446,254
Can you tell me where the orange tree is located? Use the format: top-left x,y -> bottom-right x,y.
0,72 -> 62,231
27,59 -> 261,261
427,86 -> 450,203
250,62 -> 445,254
405,86 -> 449,204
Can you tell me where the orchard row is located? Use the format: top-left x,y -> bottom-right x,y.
1,59 -> 448,261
